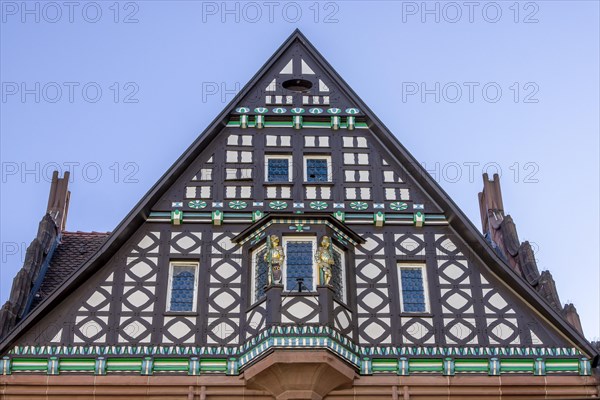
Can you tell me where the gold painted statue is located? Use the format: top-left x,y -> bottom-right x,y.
264,235 -> 285,286
315,236 -> 335,286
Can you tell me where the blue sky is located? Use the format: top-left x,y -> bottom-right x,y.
1,1 -> 599,339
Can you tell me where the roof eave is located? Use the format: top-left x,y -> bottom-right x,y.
233,212 -> 366,245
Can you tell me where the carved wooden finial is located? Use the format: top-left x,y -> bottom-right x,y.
46,170 -> 70,233
478,173 -> 505,235
563,303 -> 584,335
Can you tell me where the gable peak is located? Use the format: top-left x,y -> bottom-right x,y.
234,30 -> 360,115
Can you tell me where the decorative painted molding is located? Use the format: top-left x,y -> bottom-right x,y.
238,218 -> 359,246
212,210 -> 223,226
349,202 -> 368,211
170,210 -> 183,225
188,200 -> 207,209
4,326 -> 589,377
147,211 -> 449,226
228,201 -> 248,210
414,211 -> 425,227
374,212 -> 385,227
234,106 -> 362,117
226,117 -> 368,130
309,201 -> 328,210
389,202 -> 408,211
269,201 -> 288,210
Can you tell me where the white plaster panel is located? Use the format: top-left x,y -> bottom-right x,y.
226,151 -> 238,163
266,135 -> 278,146
225,186 -> 236,198
385,188 -> 396,200
345,171 -> 355,182
185,187 -> 196,198
227,135 -> 238,145
200,186 -> 211,198
240,151 -> 252,163
241,135 -> 252,146
225,168 -> 237,180
240,186 -> 252,198
383,171 -> 395,183
357,153 -> 369,165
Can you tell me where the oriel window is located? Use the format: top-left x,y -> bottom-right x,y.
250,235 -> 347,301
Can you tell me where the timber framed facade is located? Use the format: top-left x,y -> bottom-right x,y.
0,30 -> 598,399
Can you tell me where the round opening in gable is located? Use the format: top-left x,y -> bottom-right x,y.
282,79 -> 313,92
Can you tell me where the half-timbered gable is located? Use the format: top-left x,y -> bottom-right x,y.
1,30 -> 597,399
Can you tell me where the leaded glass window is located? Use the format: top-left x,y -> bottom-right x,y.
399,266 -> 427,313
306,159 -> 329,182
267,158 -> 289,182
285,241 -> 314,291
332,249 -> 345,302
168,264 -> 197,312
254,248 -> 268,301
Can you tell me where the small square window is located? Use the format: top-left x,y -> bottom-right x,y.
304,156 -> 331,182
167,262 -> 199,312
268,159 -> 289,182
265,155 -> 292,182
398,264 -> 429,313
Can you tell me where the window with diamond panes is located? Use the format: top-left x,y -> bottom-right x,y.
168,263 -> 197,312
332,249 -> 345,302
254,248 -> 268,301
306,159 -> 329,182
267,158 -> 290,182
285,241 -> 314,291
399,266 -> 427,313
